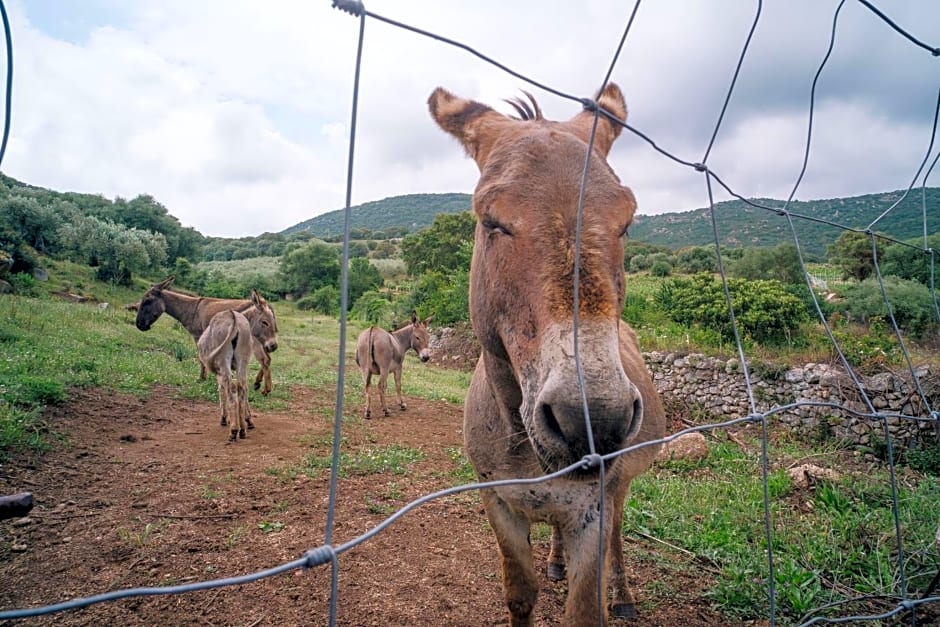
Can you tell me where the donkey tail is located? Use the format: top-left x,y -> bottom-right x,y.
203,310 -> 239,366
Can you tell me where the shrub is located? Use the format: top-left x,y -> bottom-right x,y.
839,276 -> 937,339
662,274 -> 809,345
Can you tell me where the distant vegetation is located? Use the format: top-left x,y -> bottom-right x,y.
283,192 -> 472,240
2,173 -> 938,368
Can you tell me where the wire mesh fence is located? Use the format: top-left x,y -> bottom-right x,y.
1,0 -> 939,625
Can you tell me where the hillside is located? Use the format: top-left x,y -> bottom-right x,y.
283,192 -> 472,239
281,188 -> 938,252
630,189 -> 939,252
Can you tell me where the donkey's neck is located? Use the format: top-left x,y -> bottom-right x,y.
161,290 -> 209,340
390,325 -> 414,358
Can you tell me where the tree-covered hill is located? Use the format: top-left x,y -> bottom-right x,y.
283,193 -> 472,240
630,188 -> 939,253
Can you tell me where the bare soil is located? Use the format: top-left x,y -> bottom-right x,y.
0,372 -> 745,625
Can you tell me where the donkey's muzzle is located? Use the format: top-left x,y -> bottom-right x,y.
265,341 -> 278,353
533,381 -> 644,469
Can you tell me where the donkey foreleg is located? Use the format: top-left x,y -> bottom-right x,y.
559,513 -> 611,627
484,490 -> 538,627
608,482 -> 636,618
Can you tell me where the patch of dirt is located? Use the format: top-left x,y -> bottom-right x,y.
0,383 -> 738,626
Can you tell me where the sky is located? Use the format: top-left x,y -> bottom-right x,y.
3,1 -> 939,238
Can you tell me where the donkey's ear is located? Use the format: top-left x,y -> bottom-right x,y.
157,276 -> 175,290
251,290 -> 265,308
428,87 -> 507,168
410,310 -> 419,325
422,315 -> 434,326
566,82 -> 627,157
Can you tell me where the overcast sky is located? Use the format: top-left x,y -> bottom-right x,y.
4,1 -> 938,237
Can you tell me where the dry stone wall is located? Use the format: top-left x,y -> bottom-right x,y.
644,352 -> 940,448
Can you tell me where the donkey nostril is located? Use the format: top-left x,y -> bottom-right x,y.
538,404 -> 565,443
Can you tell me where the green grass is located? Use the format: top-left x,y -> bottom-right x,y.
623,441 -> 940,623
302,444 -> 427,478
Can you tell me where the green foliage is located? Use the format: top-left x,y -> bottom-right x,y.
351,290 -> 393,326
674,246 -> 717,274
629,187 -> 940,254
302,444 -> 427,478
347,258 -> 384,308
624,240 -> 671,271
828,231 -> 883,282
284,192 -> 472,240
839,276 -> 937,338
728,243 -> 804,285
298,285 -> 341,317
662,274 -> 809,344
630,251 -> 670,273
8,272 -> 38,296
880,233 -> 940,285
650,260 -> 672,277
625,441 -> 940,622
278,240 -> 340,298
400,211 -> 475,276
59,214 -> 168,285
400,270 -> 470,326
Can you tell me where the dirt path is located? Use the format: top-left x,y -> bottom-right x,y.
0,385 -> 732,626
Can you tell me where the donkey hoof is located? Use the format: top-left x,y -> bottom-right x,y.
610,602 -> 637,619
220,418 -> 228,427
546,563 -> 566,581
364,410 -> 372,419
239,429 -> 246,439
399,404 -> 407,412
227,435 -> 237,444
383,409 -> 391,417
254,381 -> 261,391
247,420 -> 255,430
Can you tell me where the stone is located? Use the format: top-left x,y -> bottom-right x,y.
656,432 -> 709,464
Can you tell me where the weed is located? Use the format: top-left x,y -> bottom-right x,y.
226,525 -> 248,548
258,521 -> 285,534
303,444 -> 426,478
116,521 -> 163,548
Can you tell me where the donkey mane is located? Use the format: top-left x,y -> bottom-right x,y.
504,91 -> 543,121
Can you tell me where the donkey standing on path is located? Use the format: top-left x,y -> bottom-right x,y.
355,311 -> 432,418
429,83 -> 665,626
135,277 -> 279,395
197,309 -> 252,442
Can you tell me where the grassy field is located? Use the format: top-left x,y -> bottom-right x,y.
1,282 -> 938,623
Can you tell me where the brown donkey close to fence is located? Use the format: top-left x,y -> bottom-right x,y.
197,309 -> 252,442
134,277 -> 279,395
429,83 -> 666,626
354,311 -> 432,418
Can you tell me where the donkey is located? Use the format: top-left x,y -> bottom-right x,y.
354,311 -> 432,418
135,277 -> 279,395
429,83 -> 666,626
197,309 -> 252,442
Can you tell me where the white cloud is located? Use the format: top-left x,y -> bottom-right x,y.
2,0 -> 938,236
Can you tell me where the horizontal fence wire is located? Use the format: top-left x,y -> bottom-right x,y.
1,0 -> 939,624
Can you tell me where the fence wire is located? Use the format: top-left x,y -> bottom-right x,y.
1,0 -> 939,625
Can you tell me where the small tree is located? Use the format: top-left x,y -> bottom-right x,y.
400,211 -> 475,276
278,240 -> 340,298
346,257 -> 384,309
829,231 -> 883,282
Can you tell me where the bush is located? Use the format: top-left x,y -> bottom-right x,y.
9,272 -> 38,296
650,261 -> 672,277
300,285 -> 341,317
351,290 -> 394,326
839,276 -> 937,339
662,274 -> 809,345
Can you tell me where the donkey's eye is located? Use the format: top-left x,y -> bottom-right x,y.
482,218 -> 512,236
619,224 -> 630,239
